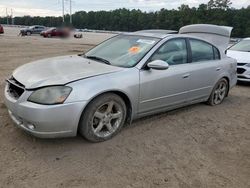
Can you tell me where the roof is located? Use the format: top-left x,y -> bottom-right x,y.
129,29 -> 177,39
134,29 -> 177,35
30,25 -> 45,27
124,25 -> 233,51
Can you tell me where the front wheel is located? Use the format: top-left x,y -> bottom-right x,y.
207,78 -> 228,106
79,93 -> 127,142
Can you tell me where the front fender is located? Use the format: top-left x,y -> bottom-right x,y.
65,68 -> 140,120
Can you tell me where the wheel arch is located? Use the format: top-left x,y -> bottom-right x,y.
77,90 -> 133,131
222,76 -> 230,96
112,90 -> 133,124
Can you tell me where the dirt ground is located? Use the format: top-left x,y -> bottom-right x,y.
0,27 -> 249,188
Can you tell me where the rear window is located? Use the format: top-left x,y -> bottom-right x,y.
213,47 -> 220,60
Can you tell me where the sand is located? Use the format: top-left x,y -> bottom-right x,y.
0,27 -> 249,188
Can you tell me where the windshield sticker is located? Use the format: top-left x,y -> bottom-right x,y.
129,46 -> 141,53
137,39 -> 156,45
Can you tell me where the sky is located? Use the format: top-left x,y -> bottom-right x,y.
0,0 -> 249,17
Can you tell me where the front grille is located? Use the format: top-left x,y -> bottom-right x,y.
237,63 -> 247,66
6,77 -> 25,99
237,68 -> 246,74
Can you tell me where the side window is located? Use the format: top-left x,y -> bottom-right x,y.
150,39 -> 188,65
213,47 -> 220,60
190,39 -> 214,62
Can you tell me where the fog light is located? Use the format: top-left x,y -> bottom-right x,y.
27,124 -> 35,130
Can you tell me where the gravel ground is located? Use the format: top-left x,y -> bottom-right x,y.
0,27 -> 250,188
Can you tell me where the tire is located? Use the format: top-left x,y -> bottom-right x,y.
79,93 -> 127,142
26,31 -> 31,36
207,78 -> 228,106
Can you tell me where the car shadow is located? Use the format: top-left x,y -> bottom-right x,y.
12,99 -> 227,146
237,81 -> 250,87
1,93 -> 236,147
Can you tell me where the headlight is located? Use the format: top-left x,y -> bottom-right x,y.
246,63 -> 250,67
28,86 -> 72,105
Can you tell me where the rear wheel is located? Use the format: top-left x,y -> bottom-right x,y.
79,93 -> 127,142
207,78 -> 228,106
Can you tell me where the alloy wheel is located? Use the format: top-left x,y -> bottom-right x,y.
92,101 -> 123,138
213,81 -> 227,105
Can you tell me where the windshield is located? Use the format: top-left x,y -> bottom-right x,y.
85,35 -> 160,67
229,40 -> 250,52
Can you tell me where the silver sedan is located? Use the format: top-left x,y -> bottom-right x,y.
4,24 -> 237,142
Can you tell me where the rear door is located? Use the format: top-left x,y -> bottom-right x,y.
185,38 -> 222,101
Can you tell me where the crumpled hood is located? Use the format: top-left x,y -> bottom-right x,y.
13,55 -> 123,89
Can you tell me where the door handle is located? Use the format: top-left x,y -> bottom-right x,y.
182,73 -> 190,79
216,67 -> 221,71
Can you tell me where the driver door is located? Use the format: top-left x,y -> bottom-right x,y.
139,38 -> 191,114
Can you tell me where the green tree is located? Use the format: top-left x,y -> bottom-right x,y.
208,0 -> 232,10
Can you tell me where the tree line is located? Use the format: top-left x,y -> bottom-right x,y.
0,1 -> 250,37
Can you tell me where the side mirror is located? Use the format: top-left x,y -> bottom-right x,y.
147,60 -> 169,70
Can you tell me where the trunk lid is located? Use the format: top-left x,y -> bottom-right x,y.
179,24 -> 233,51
